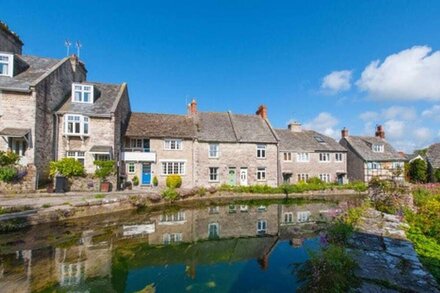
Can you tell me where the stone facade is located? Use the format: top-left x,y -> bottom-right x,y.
280,152 -> 347,184
194,141 -> 279,187
0,165 -> 37,193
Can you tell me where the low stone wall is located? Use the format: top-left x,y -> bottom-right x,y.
67,175 -> 117,192
0,165 -> 37,194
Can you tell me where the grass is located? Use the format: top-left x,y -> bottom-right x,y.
42,203 -> 51,208
0,205 -> 33,215
94,194 -> 106,199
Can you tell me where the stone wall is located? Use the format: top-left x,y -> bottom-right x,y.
340,139 -> 365,182
194,141 -> 279,187
0,165 -> 37,193
67,174 -> 117,192
0,26 -> 23,54
280,151 -> 347,183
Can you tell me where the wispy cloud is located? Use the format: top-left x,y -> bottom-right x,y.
321,70 -> 352,94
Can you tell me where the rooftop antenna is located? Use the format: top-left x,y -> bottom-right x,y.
64,39 -> 72,56
75,41 -> 82,58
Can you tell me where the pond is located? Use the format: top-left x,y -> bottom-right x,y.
0,197 -> 362,292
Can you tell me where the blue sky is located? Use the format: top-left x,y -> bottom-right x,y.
3,0 -> 440,152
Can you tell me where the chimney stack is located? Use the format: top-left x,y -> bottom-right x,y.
0,22 -> 23,55
375,125 -> 385,139
256,105 -> 268,120
341,127 -> 349,138
188,99 -> 197,116
69,54 -> 87,82
288,122 -> 302,132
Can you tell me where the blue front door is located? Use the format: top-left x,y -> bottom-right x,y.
142,163 -> 151,185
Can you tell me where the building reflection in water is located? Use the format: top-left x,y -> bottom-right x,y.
0,200 -> 350,292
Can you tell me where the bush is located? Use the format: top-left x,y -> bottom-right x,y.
306,177 -> 324,185
434,169 -> 440,183
326,221 -> 354,245
94,160 -> 116,181
132,176 -> 139,186
296,245 -> 359,292
166,175 -> 182,188
197,187 -> 207,196
152,176 -> 158,186
0,166 -> 17,182
0,151 -> 19,166
409,158 -> 428,183
49,158 -> 84,178
162,187 -> 180,201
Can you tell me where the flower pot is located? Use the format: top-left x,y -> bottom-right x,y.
100,181 -> 111,192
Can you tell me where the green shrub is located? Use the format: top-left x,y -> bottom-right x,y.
296,244 -> 359,292
0,166 -> 17,182
326,221 -> 354,245
408,158 -> 428,183
307,177 -> 324,185
197,187 -> 207,196
153,176 -> 158,186
132,176 -> 139,186
0,151 -> 19,167
49,158 -> 85,178
162,187 -> 180,201
434,169 -> 440,183
94,160 -> 115,181
166,175 -> 182,188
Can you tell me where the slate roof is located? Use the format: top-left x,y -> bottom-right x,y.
196,112 -> 278,143
125,112 -> 196,139
57,82 -> 124,117
89,145 -> 113,154
426,143 -> 440,169
0,55 -> 64,92
0,128 -> 30,137
275,129 -> 345,152
341,136 -> 404,162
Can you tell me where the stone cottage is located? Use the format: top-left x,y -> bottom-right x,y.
0,22 -> 86,187
339,125 -> 406,182
55,82 -> 131,176
426,143 -> 440,182
275,122 -> 347,184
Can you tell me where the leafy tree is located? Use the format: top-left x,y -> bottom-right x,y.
49,158 -> 85,178
435,169 -> 440,183
408,158 -> 428,183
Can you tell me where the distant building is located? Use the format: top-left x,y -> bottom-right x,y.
426,143 -> 440,182
339,125 -> 406,182
275,122 -> 347,184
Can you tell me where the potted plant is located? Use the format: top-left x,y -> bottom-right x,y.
94,160 -> 116,192
153,176 -> 158,187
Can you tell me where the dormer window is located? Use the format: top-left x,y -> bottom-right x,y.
0,53 -> 13,77
64,114 -> 89,136
72,83 -> 94,103
372,144 -> 384,153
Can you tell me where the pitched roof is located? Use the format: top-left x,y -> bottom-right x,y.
0,55 -> 64,92
341,136 -> 404,162
275,129 -> 345,152
426,143 -> 440,169
56,82 -> 124,117
196,112 -> 277,143
125,112 -> 196,139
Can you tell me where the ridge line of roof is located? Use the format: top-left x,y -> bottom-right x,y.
30,57 -> 69,88
227,111 -> 239,141
110,82 -> 126,113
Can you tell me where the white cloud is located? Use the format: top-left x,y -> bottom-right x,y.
303,112 -> 339,138
414,127 -> 432,141
359,111 -> 379,121
382,106 -> 417,120
383,120 -> 405,139
321,70 -> 352,94
357,46 -> 440,100
422,105 -> 440,121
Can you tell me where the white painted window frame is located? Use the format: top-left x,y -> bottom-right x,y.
297,152 -> 310,162
256,144 -> 267,159
64,114 -> 89,136
209,167 -> 219,182
71,83 -> 94,103
256,167 -> 266,181
160,161 -> 186,175
319,152 -> 331,163
0,53 -> 13,77
208,143 -> 220,158
164,139 -> 183,150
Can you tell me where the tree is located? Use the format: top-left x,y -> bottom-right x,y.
409,158 -> 428,183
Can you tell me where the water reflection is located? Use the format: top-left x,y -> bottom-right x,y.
0,198 -> 359,292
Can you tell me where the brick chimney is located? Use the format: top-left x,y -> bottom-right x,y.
288,122 -> 302,132
341,127 -> 349,138
375,125 -> 385,139
69,54 -> 87,82
256,105 -> 268,120
188,99 -> 197,116
0,22 -> 23,54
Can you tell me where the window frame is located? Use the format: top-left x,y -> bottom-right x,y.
297,211 -> 311,223
256,144 -> 267,159
297,173 -> 309,182
64,114 -> 90,136
372,144 -> 384,153
208,223 -> 220,238
284,212 -> 293,223
0,53 -> 13,77
164,139 -> 183,150
209,167 -> 219,182
208,143 -> 220,158
297,152 -> 310,162
127,162 -> 135,174
162,233 -> 183,244
335,153 -> 343,162
71,83 -> 94,103
319,152 -> 331,162
66,151 -> 85,165
257,219 -> 267,234
256,167 -> 266,181
283,152 -> 292,161
161,161 -> 186,175
319,173 -> 331,183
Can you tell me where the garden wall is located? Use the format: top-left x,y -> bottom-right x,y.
0,165 -> 37,193
67,175 -> 117,192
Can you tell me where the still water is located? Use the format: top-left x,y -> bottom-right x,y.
0,198 -> 360,292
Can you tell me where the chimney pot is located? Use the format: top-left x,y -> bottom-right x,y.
375,124 -> 385,139
256,105 -> 268,119
188,99 -> 197,116
341,127 -> 349,138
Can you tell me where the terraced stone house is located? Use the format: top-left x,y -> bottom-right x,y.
121,101 -> 279,188
0,23 -> 86,184
339,125 -> 406,182
275,122 -> 347,184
